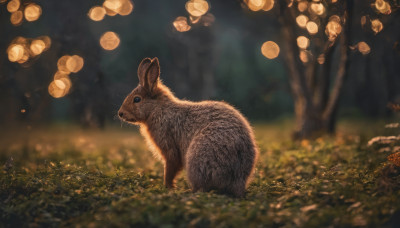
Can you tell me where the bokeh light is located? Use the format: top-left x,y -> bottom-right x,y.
48,77 -> 72,98
7,36 -> 51,64
7,38 -> 29,64
118,0 -> 134,16
24,3 -> 42,22
55,80 -> 66,90
58,77 -> 72,91
306,21 -> 318,35
18,52 -> 30,64
190,15 -> 201,24
7,44 -> 25,62
185,0 -> 209,17
299,50 -> 309,63
173,16 -> 191,32
262,0 -> 274,11
325,17 -> 342,41
30,39 -> 46,56
329,15 -> 341,23
261,41 -> 280,59
88,6 -> 106,21
58,55 -> 71,73
40,36 -> 52,50
103,0 -> 122,16
245,0 -> 274,11
66,55 -> 84,73
371,19 -> 383,34
297,36 -> 309,49
297,1 -> 308,12
102,0 -> 134,16
317,54 -> 325,64
10,10 -> 23,26
54,71 -> 70,80
357,41 -> 370,55
100,31 -> 120,51
296,14 -> 308,28
361,16 -> 367,27
7,0 -> 20,13
247,0 -> 263,12
375,0 -> 391,14
13,36 -> 28,44
310,2 -> 325,15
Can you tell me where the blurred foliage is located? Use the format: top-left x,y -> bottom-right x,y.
0,0 -> 293,123
2,0 -> 399,126
1,121 -> 399,227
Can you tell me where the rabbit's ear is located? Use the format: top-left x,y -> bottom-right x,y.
145,57 -> 160,93
138,58 -> 152,88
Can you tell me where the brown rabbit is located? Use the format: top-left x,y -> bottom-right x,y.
118,57 -> 258,197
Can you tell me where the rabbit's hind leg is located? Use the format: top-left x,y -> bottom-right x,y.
186,137 -> 233,195
186,155 -> 213,193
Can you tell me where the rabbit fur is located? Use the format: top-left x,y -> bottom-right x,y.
118,57 -> 258,197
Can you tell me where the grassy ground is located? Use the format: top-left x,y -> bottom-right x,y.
0,120 -> 399,227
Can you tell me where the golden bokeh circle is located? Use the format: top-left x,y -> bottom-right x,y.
7,0 -> 20,13
58,55 -> 72,73
306,21 -> 318,35
100,31 -> 120,51
261,41 -> 280,59
185,0 -> 209,17
8,44 -> 25,62
358,42 -> 370,55
24,3 -> 42,22
10,10 -> 23,25
54,71 -> 69,80
297,36 -> 310,49
66,55 -> 84,73
30,39 -> 46,56
371,19 -> 383,34
296,14 -> 308,28
88,6 -> 106,21
310,2 -> 325,15
48,76 -> 72,98
173,16 -> 191,32
119,0 -> 134,16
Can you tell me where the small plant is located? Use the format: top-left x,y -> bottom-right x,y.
388,152 -> 400,167
367,103 -> 400,167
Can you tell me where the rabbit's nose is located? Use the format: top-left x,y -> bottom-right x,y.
118,111 -> 124,118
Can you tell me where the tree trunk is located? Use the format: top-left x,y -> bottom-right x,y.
278,0 -> 354,139
292,98 -> 335,139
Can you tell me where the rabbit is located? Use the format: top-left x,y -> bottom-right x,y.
118,57 -> 259,197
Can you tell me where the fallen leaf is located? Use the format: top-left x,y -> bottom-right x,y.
301,204 -> 317,212
347,202 -> 362,211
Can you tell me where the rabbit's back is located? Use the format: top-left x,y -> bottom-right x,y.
183,101 -> 258,197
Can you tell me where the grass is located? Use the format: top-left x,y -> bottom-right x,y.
0,120 -> 399,227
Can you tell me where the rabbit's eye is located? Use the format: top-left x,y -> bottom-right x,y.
133,96 -> 141,103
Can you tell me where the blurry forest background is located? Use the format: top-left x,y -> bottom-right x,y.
0,0 -> 399,136
1,1 -> 400,226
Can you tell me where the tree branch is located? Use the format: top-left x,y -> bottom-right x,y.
323,0 -> 353,121
315,40 -> 337,111
279,1 -> 313,109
